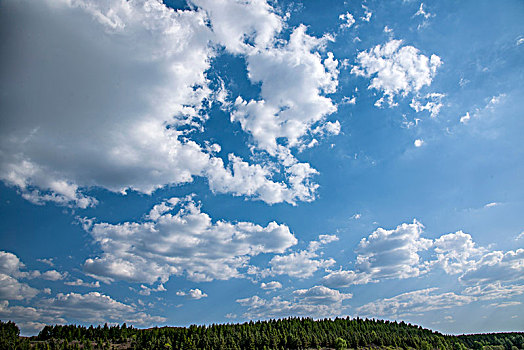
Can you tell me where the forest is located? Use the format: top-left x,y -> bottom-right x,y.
1,317 -> 523,350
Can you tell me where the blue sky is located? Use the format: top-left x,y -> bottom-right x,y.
0,0 -> 523,336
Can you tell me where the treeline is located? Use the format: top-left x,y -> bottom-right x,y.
1,317 -> 523,350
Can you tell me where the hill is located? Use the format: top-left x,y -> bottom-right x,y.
1,318 -> 523,350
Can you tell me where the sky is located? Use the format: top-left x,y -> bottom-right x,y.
0,0 -> 523,336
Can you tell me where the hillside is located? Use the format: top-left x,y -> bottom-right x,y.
1,318 -> 523,350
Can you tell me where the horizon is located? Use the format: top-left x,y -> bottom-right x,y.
1,0 -> 523,337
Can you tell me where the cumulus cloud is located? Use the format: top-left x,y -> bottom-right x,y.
355,220 -> 432,280
264,234 -> 337,278
322,269 -> 372,288
0,274 -> 39,301
352,39 -> 441,107
260,281 -> 282,290
0,0 -> 320,208
356,288 -> 474,317
190,0 -> 282,54
237,285 -> 351,319
232,26 -> 338,155
83,196 -> 298,283
433,231 -> 484,274
0,251 -> 28,278
459,249 -> 524,285
176,288 -> 208,300
41,270 -> 67,281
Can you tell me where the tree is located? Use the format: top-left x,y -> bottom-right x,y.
0,320 -> 20,350
335,337 -> 347,350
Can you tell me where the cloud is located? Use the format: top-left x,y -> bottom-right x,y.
414,139 -> 424,147
463,282 -> 524,301
459,94 -> 506,125
361,4 -> 372,22
232,25 -> 338,155
460,112 -> 471,124
41,270 -> 67,281
352,39 -> 441,107
433,231 -> 484,275
64,279 -> 100,288
356,288 -> 474,317
190,0 -> 282,55
0,0 -> 317,207
0,251 -> 28,278
355,220 -> 432,280
83,196 -> 298,284
484,202 -> 500,208
0,274 -> 39,301
414,3 -> 433,20
237,285 -> 351,319
322,269 -> 372,288
339,12 -> 355,29
293,285 -> 352,305
138,284 -> 166,296
459,249 -> 524,285
176,288 -> 208,300
410,92 -> 445,117
260,281 -> 282,290
321,220 -> 435,287
264,234 -> 337,278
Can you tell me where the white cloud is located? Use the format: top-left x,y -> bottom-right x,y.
260,281 -> 282,290
267,250 -> 335,279
191,0 -> 282,55
357,288 -> 475,317
459,249 -> 524,285
361,5 -> 372,22
352,39 -> 442,107
232,25 -> 338,155
138,284 -> 166,296
410,92 -> 445,117
484,202 -> 500,208
176,288 -> 208,300
0,0 -> 317,207
459,94 -> 506,125
37,258 -> 54,267
83,196 -> 298,283
433,231 -> 484,274
64,279 -> 100,288
414,3 -> 433,19
460,112 -> 471,124
339,12 -> 355,29
463,282 -> 524,301
414,139 -> 424,147
355,220 -> 432,280
0,251 -> 28,278
0,274 -> 39,301
237,285 -> 351,319
41,270 -> 67,281
264,234 -> 337,278
322,269 -> 372,288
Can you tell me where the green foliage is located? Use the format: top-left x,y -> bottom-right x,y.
335,336 -> 347,350
2,317 -> 524,350
0,320 -> 20,350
